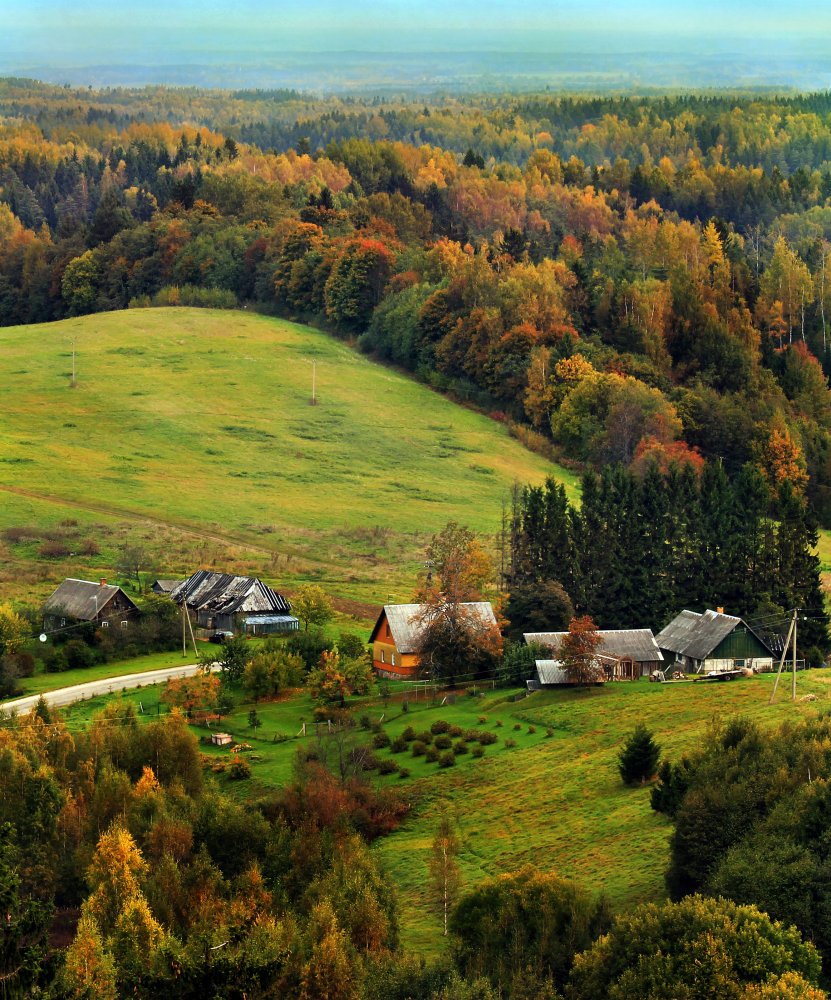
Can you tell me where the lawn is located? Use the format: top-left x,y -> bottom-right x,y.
0,308 -> 574,611
50,666 -> 831,957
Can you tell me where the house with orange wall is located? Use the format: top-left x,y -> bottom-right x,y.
369,602 -> 498,679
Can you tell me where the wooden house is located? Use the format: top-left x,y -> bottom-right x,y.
370,602 -> 498,679
656,609 -> 774,674
43,578 -> 139,631
525,628 -> 664,687
170,570 -> 299,635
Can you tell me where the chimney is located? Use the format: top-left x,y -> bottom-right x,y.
716,606 -> 724,614
100,578 -> 107,587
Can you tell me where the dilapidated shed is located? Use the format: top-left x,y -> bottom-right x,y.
170,571 -> 298,635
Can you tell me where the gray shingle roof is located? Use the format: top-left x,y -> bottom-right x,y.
371,602 -> 498,653
524,628 -> 663,663
152,579 -> 184,594
656,609 -> 770,661
43,579 -> 137,621
170,571 -> 291,615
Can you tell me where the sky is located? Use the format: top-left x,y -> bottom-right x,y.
4,0 -> 831,63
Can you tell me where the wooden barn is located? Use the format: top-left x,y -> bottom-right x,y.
43,578 -> 139,631
524,628 -> 664,686
656,609 -> 774,674
370,602 -> 498,679
151,579 -> 184,596
170,571 -> 299,635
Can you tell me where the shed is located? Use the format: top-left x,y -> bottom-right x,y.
369,602 -> 498,679
211,733 -> 233,747
525,628 -> 663,678
151,579 -> 184,595
656,609 -> 774,674
43,578 -> 139,631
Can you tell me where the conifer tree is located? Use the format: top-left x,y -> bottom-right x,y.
618,723 -> 660,785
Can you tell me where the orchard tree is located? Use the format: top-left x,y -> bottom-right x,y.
293,584 -> 334,633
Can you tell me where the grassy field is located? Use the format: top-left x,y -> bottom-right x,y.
0,307 -> 575,612
50,666 -> 831,957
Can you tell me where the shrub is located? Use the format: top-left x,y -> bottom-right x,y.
377,759 -> 398,775
64,639 -> 95,669
371,721 -> 383,733
472,745 -> 485,759
373,731 -> 391,749
478,731 -> 498,745
478,716 -> 488,724
495,720 -> 503,728
546,728 -> 554,738
2,526 -> 38,544
390,736 -> 408,753
38,540 -> 70,559
528,725 -> 536,734
43,648 -> 68,672
401,725 -> 416,742
431,720 -> 450,735
398,767 -> 411,779
463,729 -> 480,742
359,714 -> 372,730
416,731 -> 433,744
513,723 -> 522,731
425,746 -> 440,763
228,757 -> 251,780
411,741 -> 427,757
77,538 -> 100,556
434,734 -> 452,750
438,751 -> 456,768
505,738 -> 517,748
453,741 -> 468,755
448,724 -> 463,738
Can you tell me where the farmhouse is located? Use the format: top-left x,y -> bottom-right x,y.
525,628 -> 664,686
170,570 -> 299,635
43,578 -> 139,631
656,609 -> 774,674
370,602 -> 498,679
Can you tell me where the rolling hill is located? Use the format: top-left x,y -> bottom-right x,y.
0,307 -> 574,608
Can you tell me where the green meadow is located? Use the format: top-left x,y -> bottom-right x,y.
53,667 -> 831,956
0,307 -> 574,610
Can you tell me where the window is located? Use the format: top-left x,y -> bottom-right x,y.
391,652 -> 396,666
60,618 -> 65,627
101,620 -> 109,628
735,659 -> 745,668
121,621 -> 128,629
381,649 -> 385,663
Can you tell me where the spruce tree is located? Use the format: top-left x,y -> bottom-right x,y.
618,723 -> 660,785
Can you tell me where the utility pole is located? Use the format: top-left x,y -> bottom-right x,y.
768,609 -> 796,706
792,607 -> 798,701
182,602 -> 187,657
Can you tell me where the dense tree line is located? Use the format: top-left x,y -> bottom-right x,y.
2,86 -> 831,524
505,470 -> 829,653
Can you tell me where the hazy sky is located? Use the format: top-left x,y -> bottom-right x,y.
5,0 -> 831,62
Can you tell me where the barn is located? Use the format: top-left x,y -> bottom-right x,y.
525,628 -> 664,686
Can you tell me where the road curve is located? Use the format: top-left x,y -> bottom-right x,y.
0,663 -> 220,715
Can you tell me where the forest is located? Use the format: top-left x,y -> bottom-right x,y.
2,82 -> 831,522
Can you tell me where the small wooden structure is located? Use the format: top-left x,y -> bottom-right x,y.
211,732 -> 233,747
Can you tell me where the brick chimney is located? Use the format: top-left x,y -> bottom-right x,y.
100,578 -> 107,587
716,606 -> 724,614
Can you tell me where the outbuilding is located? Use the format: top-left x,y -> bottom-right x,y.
656,609 -> 774,674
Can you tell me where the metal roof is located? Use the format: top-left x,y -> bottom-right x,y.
170,570 -> 291,615
524,628 -> 663,663
152,579 -> 184,593
656,609 -> 770,661
43,578 -> 137,621
242,614 -> 299,625
370,602 -> 498,653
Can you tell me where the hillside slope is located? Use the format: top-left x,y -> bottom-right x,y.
0,308 -> 573,605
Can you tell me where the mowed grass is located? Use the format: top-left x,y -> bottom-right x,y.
0,308 -> 575,608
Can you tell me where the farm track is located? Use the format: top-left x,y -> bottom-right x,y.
0,484 -> 379,618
